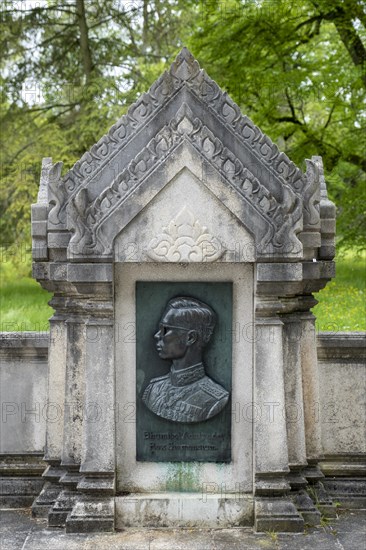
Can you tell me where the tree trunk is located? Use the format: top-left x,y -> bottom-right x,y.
75,0 -> 93,83
142,0 -> 149,54
332,6 -> 366,88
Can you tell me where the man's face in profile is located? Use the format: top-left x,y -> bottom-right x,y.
154,308 -> 194,360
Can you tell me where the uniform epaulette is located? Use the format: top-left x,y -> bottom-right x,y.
199,377 -> 229,400
148,373 -> 170,384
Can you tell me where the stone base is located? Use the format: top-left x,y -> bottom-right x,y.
115,493 -> 253,529
66,497 -> 115,533
308,480 -> 337,518
32,463 -> 65,517
322,478 -> 366,509
48,490 -> 78,527
320,456 -> 366,510
32,482 -> 62,517
255,477 -> 290,496
0,476 -> 45,507
255,498 -> 304,532
0,454 -> 45,508
292,489 -> 321,526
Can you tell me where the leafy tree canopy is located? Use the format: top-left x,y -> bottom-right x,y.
191,0 -> 366,250
1,0 -> 365,264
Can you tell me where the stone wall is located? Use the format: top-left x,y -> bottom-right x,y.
317,332 -> 366,508
1,331 -> 365,508
0,332 -> 48,506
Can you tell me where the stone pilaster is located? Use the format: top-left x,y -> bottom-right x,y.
280,304 -> 321,525
48,296 -> 87,527
254,298 -> 304,532
300,308 -> 323,467
66,281 -> 115,533
299,300 -> 336,517
32,288 -> 69,518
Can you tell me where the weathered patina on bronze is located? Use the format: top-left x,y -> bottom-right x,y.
136,282 -> 232,463
142,297 -> 229,423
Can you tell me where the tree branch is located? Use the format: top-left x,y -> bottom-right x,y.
284,87 -> 304,125
344,153 -> 366,173
29,26 -> 76,51
322,103 -> 336,133
24,103 -> 79,113
272,116 -> 304,125
329,7 -> 366,87
311,1 -> 366,88
295,14 -> 323,31
8,141 -> 38,164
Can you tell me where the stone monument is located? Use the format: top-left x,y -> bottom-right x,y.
31,48 -> 336,532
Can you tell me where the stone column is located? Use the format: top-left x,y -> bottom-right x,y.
281,305 -> 320,525
254,298 -> 304,532
48,301 -> 87,527
32,289 -> 68,518
300,301 -> 335,516
66,282 -> 115,533
301,309 -> 323,466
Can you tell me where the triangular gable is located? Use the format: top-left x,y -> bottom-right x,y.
41,48 -> 321,261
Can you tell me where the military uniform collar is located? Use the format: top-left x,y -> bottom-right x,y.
170,362 -> 205,386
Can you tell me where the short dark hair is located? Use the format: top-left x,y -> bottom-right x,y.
165,297 -> 216,345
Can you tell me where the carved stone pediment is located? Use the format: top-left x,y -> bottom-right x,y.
33,48 -> 333,263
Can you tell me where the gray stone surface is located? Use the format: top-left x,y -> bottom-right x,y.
31,49 -> 335,264
0,333 -> 48,454
0,508 -> 365,549
317,332 -> 366,456
115,264 -> 253,497
114,169 -> 255,263
27,48 -> 339,532
0,509 -> 45,550
2,331 -> 364,463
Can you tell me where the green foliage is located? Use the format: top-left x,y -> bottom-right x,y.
0,0 -> 192,262
0,0 -> 365,269
0,255 -> 53,331
190,0 -> 366,252
313,250 -> 366,331
333,167 -> 366,251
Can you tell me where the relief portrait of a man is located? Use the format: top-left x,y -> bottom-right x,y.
142,297 -> 230,423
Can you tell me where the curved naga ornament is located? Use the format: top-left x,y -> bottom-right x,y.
48,162 -> 65,226
303,159 -> 321,229
67,188 -> 94,255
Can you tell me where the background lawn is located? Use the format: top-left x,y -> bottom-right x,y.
312,249 -> 365,332
0,249 -> 365,332
0,257 -> 53,332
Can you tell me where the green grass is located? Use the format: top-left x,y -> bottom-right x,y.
313,249 -> 366,332
0,249 -> 365,332
0,259 -> 53,332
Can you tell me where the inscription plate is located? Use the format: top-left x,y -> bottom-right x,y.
136,282 -> 232,462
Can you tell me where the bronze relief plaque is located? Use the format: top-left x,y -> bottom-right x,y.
136,282 -> 232,462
